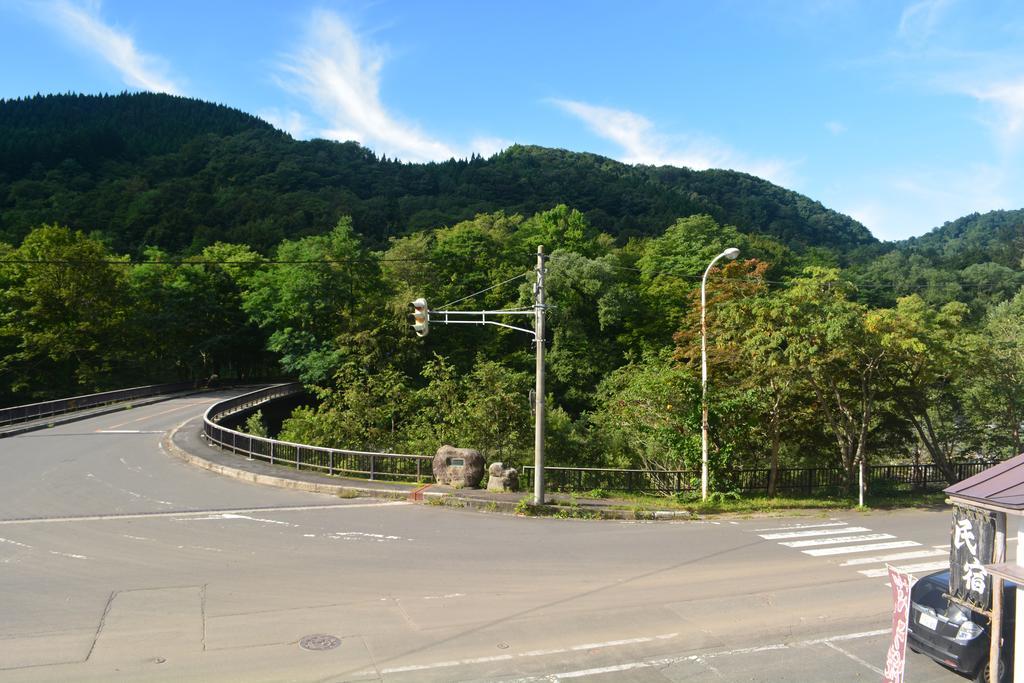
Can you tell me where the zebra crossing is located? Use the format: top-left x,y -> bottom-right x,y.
753,520 -> 949,579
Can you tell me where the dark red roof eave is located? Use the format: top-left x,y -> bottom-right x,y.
945,453 -> 1024,511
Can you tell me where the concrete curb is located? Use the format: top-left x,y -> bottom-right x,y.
165,418 -> 698,522
163,419 -> 413,502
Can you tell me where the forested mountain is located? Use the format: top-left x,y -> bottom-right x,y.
843,209 -> 1024,313
6,91 -> 1024,495
0,93 -> 874,255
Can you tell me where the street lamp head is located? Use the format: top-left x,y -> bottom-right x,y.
722,247 -> 740,260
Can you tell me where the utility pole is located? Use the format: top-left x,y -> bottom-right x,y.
534,245 -> 547,505
410,244 -> 549,505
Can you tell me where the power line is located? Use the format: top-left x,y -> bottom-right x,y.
544,254 -> 1021,294
437,271 -> 530,309
0,256 -> 436,266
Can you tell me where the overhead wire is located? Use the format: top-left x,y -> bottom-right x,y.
437,271 -> 529,309
2,250 -> 1017,297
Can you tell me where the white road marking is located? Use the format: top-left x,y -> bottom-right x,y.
754,521 -> 848,532
781,533 -> 896,548
839,549 -> 946,566
423,593 -> 465,600
802,540 -> 920,556
858,561 -> 949,578
0,501 -> 410,525
97,430 -> 164,434
759,526 -> 870,540
181,513 -> 298,526
48,550 -> 88,560
822,640 -> 884,676
2,536 -> 88,559
371,633 -> 681,675
488,629 -> 891,682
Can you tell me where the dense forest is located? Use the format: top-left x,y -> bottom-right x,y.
3,92 -> 1024,494
0,93 -> 874,254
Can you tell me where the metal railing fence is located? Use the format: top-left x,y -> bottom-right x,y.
202,384 -> 433,482
0,381 -> 198,427
522,461 -> 995,496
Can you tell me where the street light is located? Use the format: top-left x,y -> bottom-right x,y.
701,247 -> 740,501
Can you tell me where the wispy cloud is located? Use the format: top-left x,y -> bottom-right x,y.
38,0 -> 182,94
259,108 -> 309,139
961,78 -> 1024,147
550,98 -> 794,185
898,0 -> 954,45
839,162 -> 1012,240
276,10 -> 507,162
825,120 -> 847,135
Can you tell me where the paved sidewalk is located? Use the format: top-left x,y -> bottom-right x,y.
167,416 -> 690,520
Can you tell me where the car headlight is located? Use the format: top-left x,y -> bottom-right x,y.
954,621 -> 985,642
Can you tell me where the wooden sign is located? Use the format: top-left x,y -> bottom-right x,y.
949,504 -> 997,612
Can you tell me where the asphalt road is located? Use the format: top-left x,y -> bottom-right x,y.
0,391 -> 975,682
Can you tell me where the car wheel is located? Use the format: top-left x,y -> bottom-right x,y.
975,657 -> 1008,683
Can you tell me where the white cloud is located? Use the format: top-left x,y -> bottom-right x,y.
898,0 -> 954,45
963,78 -> 1024,146
550,98 -> 795,186
825,120 -> 847,135
40,0 -> 182,94
275,10 -> 505,162
260,108 -> 309,138
469,136 -> 513,159
838,163 -> 1013,240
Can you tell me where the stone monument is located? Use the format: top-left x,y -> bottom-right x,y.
432,445 -> 484,488
486,462 -> 519,492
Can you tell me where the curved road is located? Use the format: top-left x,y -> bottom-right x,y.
0,391 -> 964,682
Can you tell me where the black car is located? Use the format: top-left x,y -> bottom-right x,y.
908,569 -> 1015,682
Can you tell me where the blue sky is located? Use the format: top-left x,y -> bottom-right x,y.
2,0 -> 1024,241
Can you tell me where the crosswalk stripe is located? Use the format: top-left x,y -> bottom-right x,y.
754,521 -> 849,532
858,561 -> 949,578
803,541 -> 921,556
839,549 -> 946,566
760,526 -> 870,540
781,533 -> 896,548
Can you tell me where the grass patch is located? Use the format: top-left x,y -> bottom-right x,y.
564,488 -> 950,516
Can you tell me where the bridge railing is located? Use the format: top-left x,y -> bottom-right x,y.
0,381 -> 198,427
522,460 -> 994,496
202,384 -> 433,483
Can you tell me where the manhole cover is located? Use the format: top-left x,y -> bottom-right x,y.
299,634 -> 341,651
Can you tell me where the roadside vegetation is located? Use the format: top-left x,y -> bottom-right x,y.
3,94 -> 1024,502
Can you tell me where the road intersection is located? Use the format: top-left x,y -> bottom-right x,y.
0,391 -> 973,681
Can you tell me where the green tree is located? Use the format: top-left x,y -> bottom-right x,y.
588,352 -> 701,487
871,295 -> 974,483
970,291 -> 1024,457
772,268 -> 886,490
0,225 -> 130,396
242,218 -> 385,384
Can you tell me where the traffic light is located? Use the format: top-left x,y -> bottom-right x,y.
411,298 -> 429,337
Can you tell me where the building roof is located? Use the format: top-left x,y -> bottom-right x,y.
945,454 -> 1024,510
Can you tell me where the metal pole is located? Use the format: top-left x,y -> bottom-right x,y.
701,262 -> 710,502
700,248 -> 739,502
534,245 -> 547,506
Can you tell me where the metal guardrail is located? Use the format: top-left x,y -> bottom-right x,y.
202,384 -> 434,483
0,381 -> 198,427
522,461 -> 996,496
